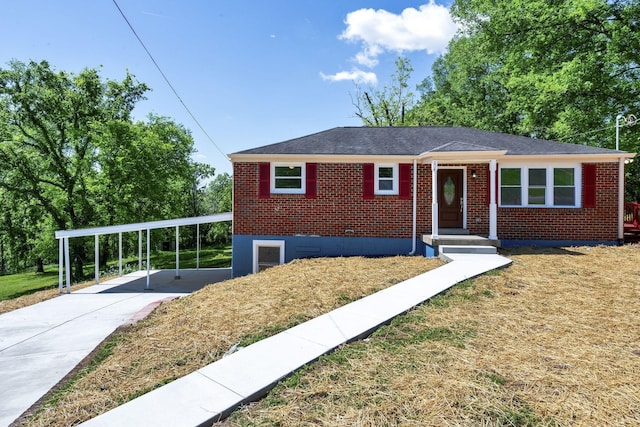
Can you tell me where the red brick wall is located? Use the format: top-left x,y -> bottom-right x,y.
234,162 -> 421,238
233,161 -> 620,241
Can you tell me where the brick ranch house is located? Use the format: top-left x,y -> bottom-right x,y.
229,126 -> 634,277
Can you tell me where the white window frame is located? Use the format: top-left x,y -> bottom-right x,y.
374,164 -> 399,195
252,240 -> 285,273
499,164 -> 581,208
271,163 -> 306,194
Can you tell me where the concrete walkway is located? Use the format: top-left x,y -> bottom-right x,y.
81,253 -> 512,427
0,269 -> 231,427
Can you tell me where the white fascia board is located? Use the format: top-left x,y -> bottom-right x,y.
498,153 -> 635,162
418,152 -> 634,163
55,213 -> 232,239
229,154 -> 418,163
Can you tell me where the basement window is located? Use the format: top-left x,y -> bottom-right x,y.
252,240 -> 285,273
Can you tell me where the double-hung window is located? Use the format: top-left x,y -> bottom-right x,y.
271,163 -> 305,194
528,168 -> 546,205
500,166 -> 579,207
553,168 -> 576,206
500,168 -> 522,206
375,164 -> 398,195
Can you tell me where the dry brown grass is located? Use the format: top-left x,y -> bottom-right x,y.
222,245 -> 640,427
24,256 -> 439,426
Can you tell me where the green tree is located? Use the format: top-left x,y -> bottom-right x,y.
418,0 -> 640,146
202,172 -> 232,245
0,60 -> 212,278
353,57 -> 423,126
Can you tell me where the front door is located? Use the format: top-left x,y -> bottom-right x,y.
438,169 -> 464,229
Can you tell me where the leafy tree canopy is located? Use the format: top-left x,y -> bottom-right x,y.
0,60 -> 214,276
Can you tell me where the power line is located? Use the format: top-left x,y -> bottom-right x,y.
111,0 -> 230,162
558,116 -> 637,145
557,124 -> 613,143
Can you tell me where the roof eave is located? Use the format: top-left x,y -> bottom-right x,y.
418,150 -> 508,162
499,153 -> 635,162
229,151 -> 635,164
229,153 -> 420,163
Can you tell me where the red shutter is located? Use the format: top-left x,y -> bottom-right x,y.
582,163 -> 597,208
305,163 -> 317,199
363,163 -> 375,200
258,162 -> 270,199
399,163 -> 412,200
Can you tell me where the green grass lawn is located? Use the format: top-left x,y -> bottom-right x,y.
0,271 -> 62,301
0,245 -> 231,301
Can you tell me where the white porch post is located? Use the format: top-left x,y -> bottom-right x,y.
118,232 -> 123,276
58,238 -> 63,294
175,225 -> 180,279
94,234 -> 99,284
619,158 -> 625,241
64,237 -> 71,294
489,159 -> 498,240
431,160 -> 439,238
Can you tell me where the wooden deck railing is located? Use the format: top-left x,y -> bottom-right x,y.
624,202 -> 640,230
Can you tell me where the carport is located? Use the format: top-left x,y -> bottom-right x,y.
54,213 -> 232,294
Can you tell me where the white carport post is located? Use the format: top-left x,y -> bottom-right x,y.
431,160 -> 439,239
118,232 -> 123,276
64,237 -> 71,294
196,223 -> 200,271
145,228 -> 152,290
175,226 -> 180,279
94,234 -> 100,284
58,238 -> 63,294
138,230 -> 142,271
489,159 -> 498,240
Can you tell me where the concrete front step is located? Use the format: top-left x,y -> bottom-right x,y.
439,245 -> 497,254
438,245 -> 498,262
422,234 -> 500,247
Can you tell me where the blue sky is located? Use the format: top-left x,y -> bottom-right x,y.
0,1 -> 458,176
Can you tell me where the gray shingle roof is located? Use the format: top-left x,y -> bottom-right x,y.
233,126 -> 624,156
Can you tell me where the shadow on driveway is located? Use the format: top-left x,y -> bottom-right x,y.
79,268 -> 233,294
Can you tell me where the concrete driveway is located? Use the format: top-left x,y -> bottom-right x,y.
0,268 -> 231,427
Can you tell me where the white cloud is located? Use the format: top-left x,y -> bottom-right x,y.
339,1 -> 458,67
320,68 -> 378,85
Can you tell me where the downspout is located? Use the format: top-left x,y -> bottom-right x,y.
409,159 -> 417,255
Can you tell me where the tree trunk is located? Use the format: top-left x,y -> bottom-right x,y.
100,236 -> 109,268
35,257 -> 45,274
73,242 -> 85,281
